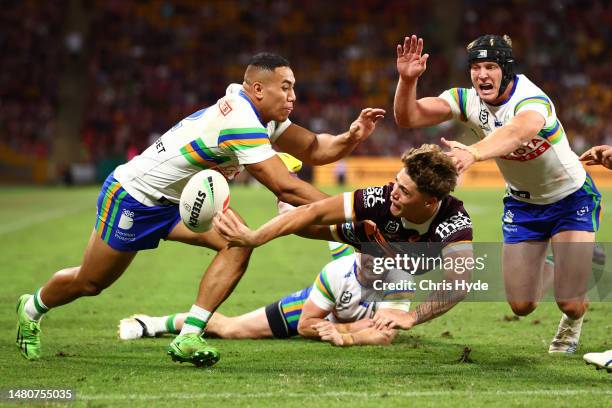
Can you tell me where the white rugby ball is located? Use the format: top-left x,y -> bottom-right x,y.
180,170 -> 230,232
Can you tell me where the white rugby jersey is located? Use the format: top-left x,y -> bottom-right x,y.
310,255 -> 411,324
440,74 -> 585,204
114,84 -> 291,206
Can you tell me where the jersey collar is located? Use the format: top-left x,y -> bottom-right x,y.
487,75 -> 519,107
400,201 -> 441,235
238,89 -> 265,126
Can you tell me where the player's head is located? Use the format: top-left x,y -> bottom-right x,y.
391,144 -> 457,221
466,34 -> 515,103
243,52 -> 295,123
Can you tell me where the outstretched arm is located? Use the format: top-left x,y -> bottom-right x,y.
394,35 -> 452,128
274,108 -> 385,165
373,247 -> 473,330
213,194 -> 346,247
443,110 -> 546,173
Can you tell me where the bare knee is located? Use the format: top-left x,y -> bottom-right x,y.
210,317 -> 242,339
557,301 -> 587,319
509,301 -> 538,316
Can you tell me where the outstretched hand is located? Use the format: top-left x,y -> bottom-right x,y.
579,145 -> 612,169
348,108 -> 386,142
441,137 -> 477,174
212,209 -> 260,247
397,35 -> 429,81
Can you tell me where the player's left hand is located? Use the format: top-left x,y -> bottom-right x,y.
213,209 -> 261,247
348,108 -> 386,143
441,137 -> 477,174
313,321 -> 345,346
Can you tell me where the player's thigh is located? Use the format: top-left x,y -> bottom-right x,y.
78,229 -> 137,289
166,207 -> 248,251
551,230 -> 593,301
502,241 -> 548,301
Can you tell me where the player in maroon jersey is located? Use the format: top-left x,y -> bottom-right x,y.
215,144 -> 475,333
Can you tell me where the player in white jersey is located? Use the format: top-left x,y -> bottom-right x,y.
14,53 -> 385,366
119,249 -> 405,346
579,146 -> 611,372
393,34 -> 602,353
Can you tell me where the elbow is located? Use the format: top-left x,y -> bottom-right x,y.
394,110 -> 412,128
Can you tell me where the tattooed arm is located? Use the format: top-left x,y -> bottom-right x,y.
373,245 -> 473,330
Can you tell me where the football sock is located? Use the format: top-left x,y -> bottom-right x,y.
24,288 -> 48,321
179,305 -> 211,335
164,314 -> 181,335
328,241 -> 353,260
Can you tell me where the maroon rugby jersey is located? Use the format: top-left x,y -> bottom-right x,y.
331,183 -> 472,256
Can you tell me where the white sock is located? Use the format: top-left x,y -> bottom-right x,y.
149,316 -> 170,335
24,288 -> 48,321
179,305 -> 211,335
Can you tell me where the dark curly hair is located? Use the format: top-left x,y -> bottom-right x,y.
401,144 -> 457,199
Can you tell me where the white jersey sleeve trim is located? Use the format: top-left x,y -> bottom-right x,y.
439,89 -> 463,121
270,119 -> 292,143
343,192 -> 354,222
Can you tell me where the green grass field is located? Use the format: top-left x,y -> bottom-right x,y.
1,185 -> 610,407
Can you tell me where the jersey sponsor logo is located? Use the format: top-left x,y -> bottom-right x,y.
154,137 -> 166,153
435,212 -> 472,240
340,291 -> 352,304
363,187 -> 385,208
500,138 -> 551,161
218,99 -> 233,116
118,209 -> 134,230
384,220 -> 400,234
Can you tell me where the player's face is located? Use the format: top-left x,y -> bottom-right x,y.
470,61 -> 503,103
260,67 -> 296,123
389,170 -> 435,221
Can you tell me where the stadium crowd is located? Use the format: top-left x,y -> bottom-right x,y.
1,0 -> 610,163
0,1 -> 63,158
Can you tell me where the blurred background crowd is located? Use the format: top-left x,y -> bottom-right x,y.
1,0 -> 610,182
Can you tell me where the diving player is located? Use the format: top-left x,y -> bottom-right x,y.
214,144 -> 476,333
119,245 -> 407,346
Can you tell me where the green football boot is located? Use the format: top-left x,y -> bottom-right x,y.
167,333 -> 219,367
15,294 -> 42,360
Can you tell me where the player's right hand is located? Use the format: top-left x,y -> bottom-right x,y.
373,311 -> 414,331
213,209 -> 261,247
397,35 -> 429,81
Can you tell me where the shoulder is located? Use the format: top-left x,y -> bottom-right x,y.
322,255 -> 356,284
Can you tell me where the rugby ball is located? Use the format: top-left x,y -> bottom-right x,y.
179,170 -> 230,232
